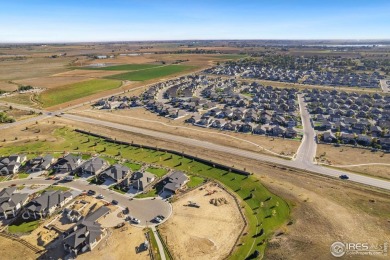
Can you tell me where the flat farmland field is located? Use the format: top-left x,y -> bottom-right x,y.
38,79 -> 121,107
52,69 -> 124,78
14,76 -> 92,89
106,64 -> 197,81
83,63 -> 162,71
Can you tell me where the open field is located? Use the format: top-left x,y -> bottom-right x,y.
38,79 -> 121,108
0,93 -> 37,107
83,63 -> 162,71
71,107 -> 300,157
52,69 -> 125,78
14,76 -> 92,89
0,81 -> 18,92
0,236 -> 37,260
106,65 -> 197,81
0,57 -> 73,81
159,183 -> 245,260
316,144 -> 390,180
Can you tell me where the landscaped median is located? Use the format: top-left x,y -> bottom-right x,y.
0,127 -> 290,258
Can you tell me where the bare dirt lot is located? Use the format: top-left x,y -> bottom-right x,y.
0,81 -> 18,92
0,236 -> 37,260
159,183 -> 245,260
78,224 -> 149,260
316,144 -> 390,180
71,107 -> 300,157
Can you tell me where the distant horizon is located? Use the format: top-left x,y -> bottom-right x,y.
2,39 -> 390,45
1,1 -> 389,43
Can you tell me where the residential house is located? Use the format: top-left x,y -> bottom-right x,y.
81,157 -> 108,176
0,187 -> 29,219
28,155 -> 55,172
129,171 -> 155,191
163,171 -> 189,194
63,206 -> 110,256
25,190 -> 73,219
55,154 -> 82,173
0,154 -> 27,175
100,164 -> 131,183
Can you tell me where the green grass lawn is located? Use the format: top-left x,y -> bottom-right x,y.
123,162 -> 142,171
83,64 -> 162,71
106,65 -> 197,81
38,79 -> 121,107
38,185 -> 70,194
18,173 -> 30,179
145,167 -> 168,177
187,175 -> 206,188
109,185 -> 127,194
148,229 -> 162,260
134,188 -> 158,198
8,219 -> 40,234
0,128 -> 290,258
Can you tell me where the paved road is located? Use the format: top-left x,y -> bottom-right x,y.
295,93 -> 317,164
0,178 -> 171,227
379,79 -> 390,93
61,113 -> 390,192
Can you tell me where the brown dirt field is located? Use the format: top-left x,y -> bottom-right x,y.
0,236 -> 37,260
159,183 -> 245,260
0,81 -> 18,92
2,119 -> 390,259
14,76 -> 92,89
52,69 -> 125,78
78,224 -> 149,260
0,57 -> 74,81
71,107 -> 300,157
317,144 -> 390,180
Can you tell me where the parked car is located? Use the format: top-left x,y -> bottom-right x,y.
131,217 -> 140,224
154,216 -> 162,223
112,199 -> 119,205
96,194 -> 104,199
88,190 -> 96,195
339,175 -> 349,180
157,215 -> 165,220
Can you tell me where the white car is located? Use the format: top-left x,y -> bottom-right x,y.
131,217 -> 140,224
96,194 -> 104,199
154,216 -> 162,223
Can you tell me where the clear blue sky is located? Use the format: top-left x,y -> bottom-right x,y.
0,0 -> 389,43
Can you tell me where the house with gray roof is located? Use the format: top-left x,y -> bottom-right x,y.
25,190 -> 73,219
63,206 -> 110,256
55,154 -> 82,174
81,157 -> 108,176
128,171 -> 155,191
100,164 -> 130,183
0,154 -> 27,175
0,187 -> 29,219
28,155 -> 55,172
163,171 -> 189,194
